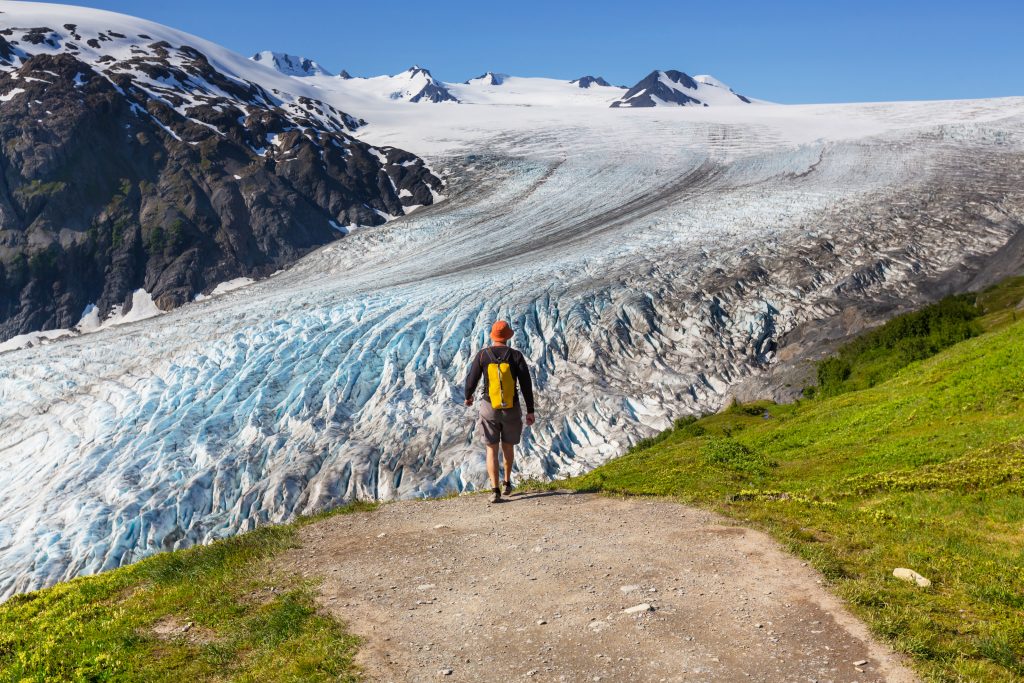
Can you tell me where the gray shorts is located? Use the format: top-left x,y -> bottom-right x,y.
477,402 -> 523,445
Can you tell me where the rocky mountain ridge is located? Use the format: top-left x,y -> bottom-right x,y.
0,8 -> 442,342
250,53 -> 752,108
611,69 -> 753,107
250,50 -> 331,77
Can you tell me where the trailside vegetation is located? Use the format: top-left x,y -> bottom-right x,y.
545,276 -> 1024,681
0,502 -> 377,682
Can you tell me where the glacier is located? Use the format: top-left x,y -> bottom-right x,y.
2,8 -> 1024,600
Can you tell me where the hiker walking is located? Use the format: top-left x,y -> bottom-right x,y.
464,320 -> 536,503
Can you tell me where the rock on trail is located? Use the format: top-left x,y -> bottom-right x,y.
278,491 -> 918,682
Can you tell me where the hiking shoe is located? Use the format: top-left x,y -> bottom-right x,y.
490,487 -> 502,503
502,480 -> 513,496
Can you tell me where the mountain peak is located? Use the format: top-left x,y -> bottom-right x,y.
391,65 -> 459,103
465,71 -> 507,86
611,69 -> 751,108
570,75 -> 612,89
251,51 -> 331,77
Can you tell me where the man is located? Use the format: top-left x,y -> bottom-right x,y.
464,320 -> 536,503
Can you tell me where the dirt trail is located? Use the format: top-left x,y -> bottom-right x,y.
278,491 -> 918,682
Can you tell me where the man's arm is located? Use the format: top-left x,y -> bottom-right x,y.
464,351 -> 482,405
515,351 -> 535,416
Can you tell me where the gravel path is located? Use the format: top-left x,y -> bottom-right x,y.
278,491 -> 918,682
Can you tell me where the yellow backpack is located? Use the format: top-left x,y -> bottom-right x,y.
484,348 -> 516,409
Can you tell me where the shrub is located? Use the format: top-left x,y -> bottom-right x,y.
814,293 -> 982,397
628,430 -> 672,453
702,437 -> 776,474
673,415 -> 706,437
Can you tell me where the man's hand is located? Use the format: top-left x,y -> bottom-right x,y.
465,397 -> 474,407
525,413 -> 536,427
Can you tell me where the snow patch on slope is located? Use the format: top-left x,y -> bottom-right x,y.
194,278 -> 256,302
0,290 -> 163,354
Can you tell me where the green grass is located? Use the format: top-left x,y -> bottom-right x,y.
810,277 -> 1024,402
0,501 -> 378,682
811,292 -> 984,398
539,291 -> 1024,681
977,276 -> 1024,332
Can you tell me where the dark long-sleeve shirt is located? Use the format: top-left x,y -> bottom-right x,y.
464,345 -> 535,413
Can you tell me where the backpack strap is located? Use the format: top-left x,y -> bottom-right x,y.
486,346 -> 513,362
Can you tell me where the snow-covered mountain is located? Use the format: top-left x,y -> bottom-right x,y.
611,69 -> 753,107
332,65 -> 460,103
2,2 -> 1024,602
330,68 -> 746,108
240,56 -> 747,110
465,71 -> 507,86
0,2 -> 442,342
251,50 -> 331,76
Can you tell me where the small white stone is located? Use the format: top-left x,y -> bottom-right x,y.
620,584 -> 641,593
622,603 -> 653,614
854,659 -> 869,666
893,567 -> 931,587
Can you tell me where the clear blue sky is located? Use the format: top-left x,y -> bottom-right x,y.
33,0 -> 1024,103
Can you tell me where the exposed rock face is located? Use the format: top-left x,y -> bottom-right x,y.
611,70 -> 752,107
402,66 -> 459,103
0,34 -> 441,341
466,72 -> 506,86
251,50 -> 331,77
612,70 -> 702,107
571,75 -> 612,88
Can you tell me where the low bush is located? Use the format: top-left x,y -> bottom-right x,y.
814,293 -> 982,397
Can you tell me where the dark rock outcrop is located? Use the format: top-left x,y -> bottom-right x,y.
403,66 -> 459,103
611,70 -> 702,108
611,70 -> 754,107
466,72 -> 506,86
571,75 -> 611,88
250,51 -> 331,77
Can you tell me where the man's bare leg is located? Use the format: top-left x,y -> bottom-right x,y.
501,442 -> 515,486
486,443 -> 501,489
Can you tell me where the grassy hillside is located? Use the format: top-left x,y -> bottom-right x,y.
548,280 -> 1024,682
0,502 -> 376,682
